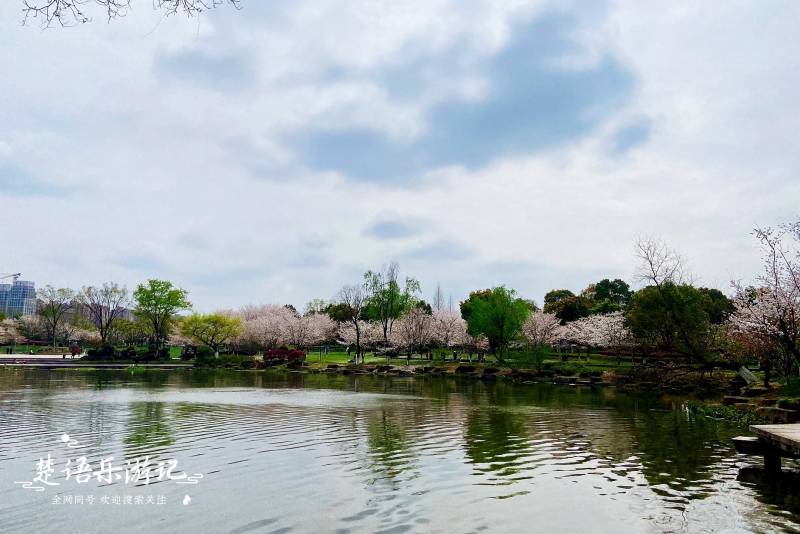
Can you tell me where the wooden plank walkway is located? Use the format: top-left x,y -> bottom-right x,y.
751,424 -> 800,457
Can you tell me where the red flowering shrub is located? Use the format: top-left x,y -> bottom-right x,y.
263,347 -> 306,367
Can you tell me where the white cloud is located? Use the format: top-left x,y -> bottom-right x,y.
0,0 -> 796,311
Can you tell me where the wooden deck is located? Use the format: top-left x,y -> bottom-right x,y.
744,424 -> 800,472
751,424 -> 800,457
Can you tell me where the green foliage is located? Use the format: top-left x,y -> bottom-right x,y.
697,287 -> 735,324
363,263 -> 421,340
508,346 -> 549,371
460,288 -> 492,323
543,289 -> 575,311
181,313 -> 243,355
781,379 -> 800,397
414,299 -> 433,314
304,298 -> 328,315
327,302 -> 354,322
133,279 -> 191,348
626,283 -> 713,363
543,289 -> 591,323
582,278 -> 632,313
85,345 -> 117,361
110,317 -> 151,346
687,402 -> 759,429
460,286 -> 530,359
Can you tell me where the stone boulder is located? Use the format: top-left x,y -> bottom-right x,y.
742,386 -> 770,397
722,396 -> 752,406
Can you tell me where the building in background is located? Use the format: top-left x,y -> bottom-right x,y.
0,280 -> 36,317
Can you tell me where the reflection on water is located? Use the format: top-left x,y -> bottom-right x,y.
0,368 -> 799,533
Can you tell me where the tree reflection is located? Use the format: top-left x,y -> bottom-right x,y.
464,407 -> 528,476
366,408 -> 412,480
124,402 -> 174,450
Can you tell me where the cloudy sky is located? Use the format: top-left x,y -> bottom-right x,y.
1,1 -> 798,311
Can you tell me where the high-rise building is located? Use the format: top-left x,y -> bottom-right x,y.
0,280 -> 36,317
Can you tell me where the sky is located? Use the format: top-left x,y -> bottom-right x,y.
1,0 -> 798,312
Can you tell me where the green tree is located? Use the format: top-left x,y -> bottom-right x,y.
181,313 -> 243,356
133,279 -> 191,352
543,289 -> 590,323
37,286 -> 76,349
626,283 -> 713,363
414,300 -> 433,314
460,287 -> 530,361
697,287 -> 734,325
110,317 -> 151,347
304,298 -> 328,315
582,278 -> 632,313
363,262 -> 421,342
543,289 -> 575,311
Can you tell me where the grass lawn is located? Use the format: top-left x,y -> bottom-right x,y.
296,348 -> 635,372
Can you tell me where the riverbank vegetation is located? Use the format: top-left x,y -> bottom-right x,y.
1,218 -> 799,406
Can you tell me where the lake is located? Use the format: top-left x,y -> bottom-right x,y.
1,368 -> 798,533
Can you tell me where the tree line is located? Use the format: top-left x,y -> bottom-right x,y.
1,218 -> 798,385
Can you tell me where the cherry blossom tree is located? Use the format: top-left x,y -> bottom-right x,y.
235,304 -> 295,349
432,309 -> 467,348
521,311 -> 561,347
561,312 -> 631,353
332,285 -> 368,363
730,219 -> 800,381
14,315 -> 45,343
0,319 -> 22,346
337,320 -> 382,361
285,312 -> 336,349
391,308 -> 435,359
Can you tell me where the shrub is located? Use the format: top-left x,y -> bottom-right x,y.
180,346 -> 197,361
263,346 -> 306,367
85,345 -> 116,361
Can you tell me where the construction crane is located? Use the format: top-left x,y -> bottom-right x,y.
0,273 -> 21,283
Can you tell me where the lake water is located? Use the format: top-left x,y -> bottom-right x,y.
1,368 -> 799,533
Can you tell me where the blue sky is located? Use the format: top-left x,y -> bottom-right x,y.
0,1 -> 798,311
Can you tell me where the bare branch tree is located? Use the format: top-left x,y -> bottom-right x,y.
336,284 -> 366,364
21,0 -> 241,28
432,282 -> 444,312
634,235 -> 687,288
37,285 -> 75,350
77,282 -> 130,345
